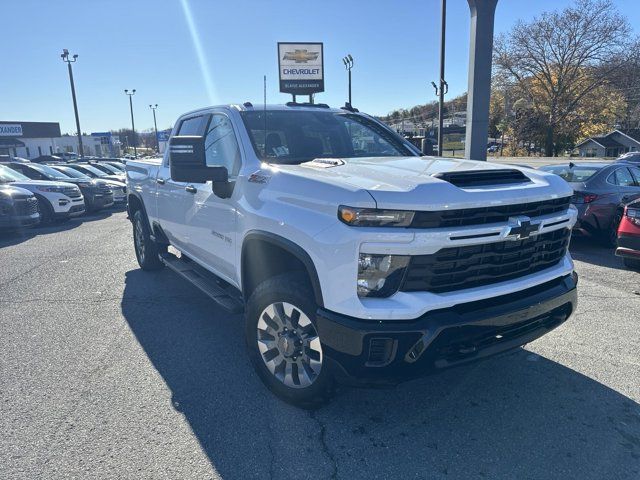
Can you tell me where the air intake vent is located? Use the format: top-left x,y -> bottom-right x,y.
366,337 -> 396,367
433,169 -> 530,188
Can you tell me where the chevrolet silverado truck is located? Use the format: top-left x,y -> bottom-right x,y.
126,103 -> 578,407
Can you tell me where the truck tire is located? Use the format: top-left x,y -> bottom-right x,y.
132,210 -> 164,271
245,272 -> 334,408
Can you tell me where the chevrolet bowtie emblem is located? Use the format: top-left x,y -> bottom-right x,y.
507,216 -> 539,240
282,49 -> 319,63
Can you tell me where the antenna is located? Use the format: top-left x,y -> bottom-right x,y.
263,75 -> 267,158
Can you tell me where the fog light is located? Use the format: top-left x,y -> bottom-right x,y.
357,253 -> 409,297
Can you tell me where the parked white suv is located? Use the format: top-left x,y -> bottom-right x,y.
0,164 -> 85,222
126,103 -> 578,407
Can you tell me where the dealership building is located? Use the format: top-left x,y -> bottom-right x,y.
0,121 -> 121,159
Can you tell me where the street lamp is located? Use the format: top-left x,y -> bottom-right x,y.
61,49 -> 84,159
149,104 -> 159,153
124,89 -> 137,157
342,54 -> 354,107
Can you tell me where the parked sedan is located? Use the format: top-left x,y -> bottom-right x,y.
6,162 -> 114,212
540,162 -> 640,244
50,165 -> 126,206
615,198 -> 640,269
0,185 -> 40,231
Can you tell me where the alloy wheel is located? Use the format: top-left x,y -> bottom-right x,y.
256,302 -> 323,389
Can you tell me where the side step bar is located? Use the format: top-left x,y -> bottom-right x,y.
160,251 -> 244,314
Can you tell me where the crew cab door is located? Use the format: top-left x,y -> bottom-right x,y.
184,112 -> 242,284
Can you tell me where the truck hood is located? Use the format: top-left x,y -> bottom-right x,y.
277,156 -> 573,210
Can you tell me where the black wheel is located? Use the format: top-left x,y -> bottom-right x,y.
623,257 -> 640,270
245,273 -> 334,408
35,195 -> 54,224
132,210 -> 164,271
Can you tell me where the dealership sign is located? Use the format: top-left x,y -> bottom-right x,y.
278,42 -> 324,95
0,124 -> 23,136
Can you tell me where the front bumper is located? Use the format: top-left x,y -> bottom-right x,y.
0,212 -> 40,229
615,234 -> 640,259
84,191 -> 114,210
316,272 -> 578,386
54,203 -> 85,219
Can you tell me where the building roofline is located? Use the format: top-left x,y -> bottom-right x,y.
576,137 -> 605,148
612,129 -> 640,146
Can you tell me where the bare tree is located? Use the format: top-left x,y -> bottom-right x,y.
494,0 -> 635,156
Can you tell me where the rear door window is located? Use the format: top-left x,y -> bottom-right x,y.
628,167 -> 640,186
610,168 -> 636,187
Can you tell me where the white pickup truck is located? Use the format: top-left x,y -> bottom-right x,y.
126,103 -> 578,407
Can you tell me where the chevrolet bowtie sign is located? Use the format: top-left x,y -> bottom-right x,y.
278,42 -> 324,95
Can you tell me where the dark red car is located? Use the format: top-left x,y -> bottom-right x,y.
616,198 -> 640,269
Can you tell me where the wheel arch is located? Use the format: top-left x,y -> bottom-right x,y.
241,230 -> 324,307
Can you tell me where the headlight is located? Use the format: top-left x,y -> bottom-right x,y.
357,253 -> 409,297
37,186 -> 66,193
339,205 -> 414,227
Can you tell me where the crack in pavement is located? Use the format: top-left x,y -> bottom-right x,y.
309,410 -> 338,480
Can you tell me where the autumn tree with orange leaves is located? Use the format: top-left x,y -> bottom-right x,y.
493,0 -> 637,156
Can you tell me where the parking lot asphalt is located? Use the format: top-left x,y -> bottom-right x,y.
1,211 -> 639,480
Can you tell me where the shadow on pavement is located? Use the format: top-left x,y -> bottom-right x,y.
0,207 -> 124,249
121,268 -> 640,480
569,236 -> 629,271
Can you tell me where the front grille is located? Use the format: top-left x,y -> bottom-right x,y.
69,205 -> 85,213
410,196 -> 571,229
14,197 -> 39,216
401,228 -> 571,293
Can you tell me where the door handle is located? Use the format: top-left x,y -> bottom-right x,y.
156,178 -> 166,185
185,185 -> 197,194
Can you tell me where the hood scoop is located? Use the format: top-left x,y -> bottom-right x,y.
432,169 -> 530,188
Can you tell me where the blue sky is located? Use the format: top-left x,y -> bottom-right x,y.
2,0 -> 638,133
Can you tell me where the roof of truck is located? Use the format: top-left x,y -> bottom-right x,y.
179,103 -> 356,118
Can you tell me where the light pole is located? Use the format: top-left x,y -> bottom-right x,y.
430,0 -> 448,157
342,54 -> 354,107
124,89 -> 137,157
149,104 -> 159,153
61,49 -> 84,158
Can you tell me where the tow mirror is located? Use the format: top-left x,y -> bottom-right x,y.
169,135 -> 228,183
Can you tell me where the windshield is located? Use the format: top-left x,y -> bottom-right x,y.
240,110 -> 415,165
53,166 -> 91,179
96,163 -> 122,174
72,165 -> 107,177
29,164 -> 72,181
0,164 -> 31,183
541,165 -> 600,182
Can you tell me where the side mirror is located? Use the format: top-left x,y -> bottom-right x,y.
169,135 -> 228,183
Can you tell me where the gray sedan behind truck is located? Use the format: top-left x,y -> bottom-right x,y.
540,162 -> 640,244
